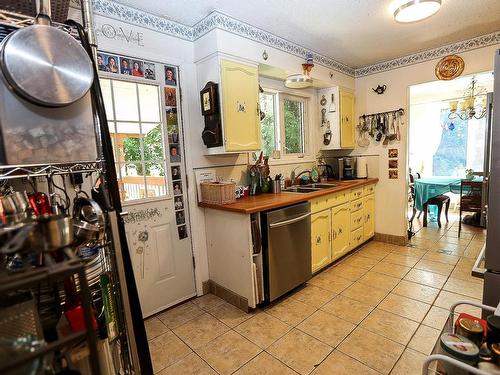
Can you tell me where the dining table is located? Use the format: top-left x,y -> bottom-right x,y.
411,175 -> 483,227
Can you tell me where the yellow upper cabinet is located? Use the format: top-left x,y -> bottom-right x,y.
311,210 -> 332,273
220,60 -> 261,152
339,89 -> 355,149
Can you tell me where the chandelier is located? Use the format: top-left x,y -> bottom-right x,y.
284,54 -> 314,89
448,77 -> 487,120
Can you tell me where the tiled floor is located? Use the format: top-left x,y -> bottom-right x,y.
144,215 -> 485,374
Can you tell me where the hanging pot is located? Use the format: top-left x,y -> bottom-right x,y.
0,0 -> 93,107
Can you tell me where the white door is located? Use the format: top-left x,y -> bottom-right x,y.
100,65 -> 196,317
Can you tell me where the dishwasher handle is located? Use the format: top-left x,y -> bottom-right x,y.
269,212 -> 311,228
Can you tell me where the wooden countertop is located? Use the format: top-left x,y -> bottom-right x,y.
199,178 -> 379,214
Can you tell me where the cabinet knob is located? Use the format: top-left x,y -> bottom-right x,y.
316,236 -> 321,245
339,228 -> 342,234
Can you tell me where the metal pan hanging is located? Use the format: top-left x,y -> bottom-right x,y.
0,0 -> 93,107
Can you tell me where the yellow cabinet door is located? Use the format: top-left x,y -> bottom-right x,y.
332,203 -> 350,259
311,210 -> 332,273
363,194 -> 375,240
339,90 -> 355,149
220,60 -> 261,152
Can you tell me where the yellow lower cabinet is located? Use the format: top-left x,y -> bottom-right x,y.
332,203 -> 350,260
311,210 -> 332,273
363,194 -> 375,240
350,227 -> 364,249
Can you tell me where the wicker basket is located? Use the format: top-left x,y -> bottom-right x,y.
200,181 -> 236,205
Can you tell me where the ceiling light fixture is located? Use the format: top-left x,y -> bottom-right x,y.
285,54 -> 314,89
394,0 -> 441,23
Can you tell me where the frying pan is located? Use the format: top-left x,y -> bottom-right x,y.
0,0 -> 93,107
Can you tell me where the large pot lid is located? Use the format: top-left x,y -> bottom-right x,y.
0,24 -> 93,107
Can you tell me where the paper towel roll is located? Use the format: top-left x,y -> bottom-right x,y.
356,157 -> 368,178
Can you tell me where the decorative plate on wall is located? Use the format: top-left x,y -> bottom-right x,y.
435,54 -> 465,80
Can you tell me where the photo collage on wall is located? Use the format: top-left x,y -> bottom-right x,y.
164,65 -> 188,240
97,52 -> 156,80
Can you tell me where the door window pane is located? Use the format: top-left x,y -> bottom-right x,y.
260,93 -> 276,157
138,84 -> 161,122
100,79 -> 115,121
113,80 -> 139,121
100,78 -> 169,201
283,98 -> 305,154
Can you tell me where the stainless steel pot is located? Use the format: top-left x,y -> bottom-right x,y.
73,219 -> 100,243
37,214 -> 73,251
0,0 -> 93,107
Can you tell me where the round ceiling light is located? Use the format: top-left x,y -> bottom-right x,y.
394,0 -> 441,23
284,74 -> 313,89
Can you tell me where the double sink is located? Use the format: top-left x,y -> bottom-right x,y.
283,183 -> 339,193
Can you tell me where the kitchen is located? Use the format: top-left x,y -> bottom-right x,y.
0,0 -> 499,374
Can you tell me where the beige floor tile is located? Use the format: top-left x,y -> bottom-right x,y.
209,302 -> 253,328
192,294 -> 226,311
341,281 -> 389,307
341,254 -> 379,269
450,267 -> 483,284
456,257 -> 476,269
434,290 -> 481,311
414,258 -> 454,276
311,350 -> 379,375
391,246 -> 427,258
408,325 -> 441,355
358,246 -> 390,260
392,280 -> 439,304
325,263 -> 367,281
234,352 -> 297,375
235,312 -> 291,349
149,331 -> 192,373
338,327 -> 404,374
390,348 -> 427,375
438,236 -> 471,245
265,297 -> 317,326
291,284 -> 337,308
267,328 -> 332,375
443,277 -> 484,299
378,293 -> 431,322
173,313 -> 230,349
422,252 -> 460,265
320,294 -> 373,324
384,253 -> 420,267
371,261 -> 411,278
422,306 -> 450,330
464,246 -> 483,259
297,310 -> 355,347
196,331 -> 261,375
404,268 -> 447,288
157,352 -> 217,375
360,308 -> 419,345
358,271 -> 400,291
145,316 -> 169,340
157,302 -> 204,329
308,273 -> 353,294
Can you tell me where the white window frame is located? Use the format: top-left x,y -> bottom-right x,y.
259,87 -> 312,163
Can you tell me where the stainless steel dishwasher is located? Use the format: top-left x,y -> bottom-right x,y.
262,202 -> 311,302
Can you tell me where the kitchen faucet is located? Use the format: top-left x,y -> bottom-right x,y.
290,167 -> 311,185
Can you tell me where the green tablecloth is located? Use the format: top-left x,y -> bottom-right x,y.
414,176 -> 482,211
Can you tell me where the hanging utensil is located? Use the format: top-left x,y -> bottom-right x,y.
321,108 -> 326,126
319,95 -> 327,106
0,0 -> 94,107
328,93 -> 336,113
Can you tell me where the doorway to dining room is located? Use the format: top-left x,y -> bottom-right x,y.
407,72 -> 493,237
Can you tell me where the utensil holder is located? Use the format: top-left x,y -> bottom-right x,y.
271,180 -> 281,194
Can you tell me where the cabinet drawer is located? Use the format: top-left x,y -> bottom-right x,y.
350,210 -> 364,230
327,190 -> 350,208
350,198 -> 364,212
310,196 -> 329,213
351,187 -> 363,200
350,227 -> 364,248
363,184 -> 375,196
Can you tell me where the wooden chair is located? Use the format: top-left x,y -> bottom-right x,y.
422,195 -> 450,228
459,180 -> 482,237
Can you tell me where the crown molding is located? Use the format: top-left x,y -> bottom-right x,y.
354,31 -> 500,77
93,0 -> 500,78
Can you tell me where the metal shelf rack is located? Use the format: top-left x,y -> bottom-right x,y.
422,300 -> 499,375
0,248 -> 101,375
0,160 -> 103,180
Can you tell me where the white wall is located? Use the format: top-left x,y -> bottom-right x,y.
353,44 -> 500,238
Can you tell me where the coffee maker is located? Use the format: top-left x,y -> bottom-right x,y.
332,157 -> 355,180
